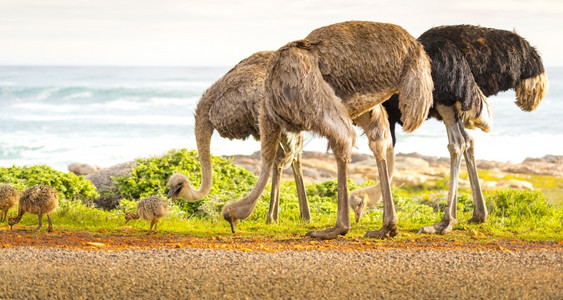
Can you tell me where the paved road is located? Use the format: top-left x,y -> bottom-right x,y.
0,248 -> 561,299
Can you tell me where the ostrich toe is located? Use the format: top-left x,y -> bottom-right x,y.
418,219 -> 457,234
364,225 -> 398,239
305,225 -> 349,240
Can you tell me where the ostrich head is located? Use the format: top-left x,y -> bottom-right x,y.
8,216 -> 20,230
124,211 -> 138,223
348,186 -> 382,223
349,191 -> 367,223
221,198 -> 257,234
166,173 -> 198,202
222,202 -> 238,234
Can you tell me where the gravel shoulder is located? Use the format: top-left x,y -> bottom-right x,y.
1,247 -> 562,299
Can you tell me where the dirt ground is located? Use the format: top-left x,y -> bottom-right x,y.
1,229 -> 561,253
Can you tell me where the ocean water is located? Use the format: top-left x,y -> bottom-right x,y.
1,66 -> 562,172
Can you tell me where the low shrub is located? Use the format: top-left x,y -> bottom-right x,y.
0,165 -> 98,201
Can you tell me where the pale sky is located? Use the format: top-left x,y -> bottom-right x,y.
1,0 -> 562,67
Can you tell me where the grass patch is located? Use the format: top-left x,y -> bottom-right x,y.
2,150 -> 562,242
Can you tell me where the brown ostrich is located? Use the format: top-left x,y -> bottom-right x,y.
8,185 -> 59,232
166,51 -> 310,223
125,195 -> 169,234
0,185 -> 20,222
222,21 -> 433,239
357,25 -> 547,234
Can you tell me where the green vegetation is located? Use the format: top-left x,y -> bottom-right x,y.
0,165 -> 98,200
112,149 -> 257,218
1,149 -> 562,241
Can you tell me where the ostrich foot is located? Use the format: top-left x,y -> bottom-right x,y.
364,225 -> 398,239
468,213 -> 487,224
418,219 -> 457,234
305,225 -> 349,240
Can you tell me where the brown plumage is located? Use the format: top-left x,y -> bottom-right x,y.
125,196 -> 169,233
222,21 -> 433,239
0,185 -> 19,222
173,51 -> 310,225
8,185 -> 59,232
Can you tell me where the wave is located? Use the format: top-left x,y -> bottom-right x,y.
65,91 -> 93,100
92,97 -> 198,110
2,85 -> 199,103
0,133 -> 198,171
9,96 -> 199,113
11,114 -> 194,125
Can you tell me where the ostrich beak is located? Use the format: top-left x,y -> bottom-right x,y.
228,219 -> 237,234
167,187 -> 177,198
167,186 -> 180,202
355,206 -> 363,223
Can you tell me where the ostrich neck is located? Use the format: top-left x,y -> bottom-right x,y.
10,209 -> 24,224
233,159 -> 273,219
189,120 -> 214,200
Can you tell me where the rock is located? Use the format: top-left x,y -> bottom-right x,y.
393,172 -> 428,186
86,161 -> 136,192
496,179 -> 534,190
350,153 -> 374,163
85,161 -> 136,210
523,155 -> 563,164
223,150 -> 560,190
394,156 -> 430,170
481,181 -> 499,190
68,163 -> 99,175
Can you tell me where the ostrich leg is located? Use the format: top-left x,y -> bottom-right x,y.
460,127 -> 488,223
47,214 -> 54,232
267,133 -> 310,223
352,107 -> 397,238
306,156 -> 350,239
351,142 -> 395,223
305,110 -> 355,240
266,164 -> 282,224
292,150 -> 311,221
35,214 -> 43,231
419,105 -> 462,234
364,140 -> 398,238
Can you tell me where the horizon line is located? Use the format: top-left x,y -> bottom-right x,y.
1,64 -> 562,69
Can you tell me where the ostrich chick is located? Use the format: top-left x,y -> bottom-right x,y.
8,185 -> 59,232
125,196 -> 169,233
0,185 -> 20,222
349,185 -> 382,223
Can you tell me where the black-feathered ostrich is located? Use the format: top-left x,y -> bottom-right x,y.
222,21 -> 433,239
350,25 -> 548,234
